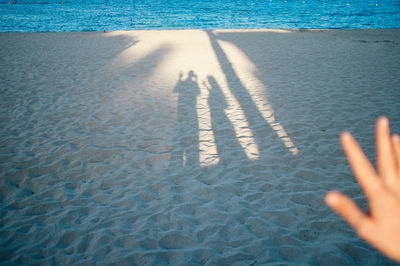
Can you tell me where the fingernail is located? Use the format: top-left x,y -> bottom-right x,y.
378,116 -> 389,127
341,131 -> 352,141
393,134 -> 400,143
325,192 -> 339,206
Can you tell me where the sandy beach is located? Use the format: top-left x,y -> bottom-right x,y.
1,29 -> 400,265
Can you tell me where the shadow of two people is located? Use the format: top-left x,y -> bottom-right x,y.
171,70 -> 247,169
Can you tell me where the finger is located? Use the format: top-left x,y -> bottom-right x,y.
325,191 -> 373,236
341,132 -> 381,199
376,117 -> 397,187
392,134 -> 400,175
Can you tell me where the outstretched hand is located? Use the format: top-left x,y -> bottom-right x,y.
325,117 -> 400,262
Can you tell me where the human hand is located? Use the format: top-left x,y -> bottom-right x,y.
325,117 -> 400,262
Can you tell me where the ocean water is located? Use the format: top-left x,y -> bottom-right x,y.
0,0 -> 400,31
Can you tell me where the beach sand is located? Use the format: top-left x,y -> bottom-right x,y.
1,29 -> 400,265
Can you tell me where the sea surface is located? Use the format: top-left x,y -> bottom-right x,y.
0,0 -> 400,31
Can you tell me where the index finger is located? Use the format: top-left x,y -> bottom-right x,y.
341,132 -> 382,199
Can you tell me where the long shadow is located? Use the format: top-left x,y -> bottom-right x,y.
205,75 -> 248,164
206,30 -> 288,159
170,70 -> 200,169
210,31 -> 306,129
205,30 -> 400,265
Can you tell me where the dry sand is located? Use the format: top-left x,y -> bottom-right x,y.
1,29 -> 400,265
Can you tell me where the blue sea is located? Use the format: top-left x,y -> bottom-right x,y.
0,0 -> 400,31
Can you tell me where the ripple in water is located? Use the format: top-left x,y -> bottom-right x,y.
0,0 -> 399,31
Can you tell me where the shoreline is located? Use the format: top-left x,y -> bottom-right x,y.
1,27 -> 400,33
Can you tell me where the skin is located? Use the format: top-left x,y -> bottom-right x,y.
325,117 -> 400,262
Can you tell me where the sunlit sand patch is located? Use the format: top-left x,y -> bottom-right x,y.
103,30 -> 271,167
143,31 -> 261,166
151,31 -> 222,167
112,31 -> 223,168
217,37 -> 299,155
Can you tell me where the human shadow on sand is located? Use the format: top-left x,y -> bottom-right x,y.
170,71 -> 249,173
204,75 -> 248,164
170,71 -> 200,169
206,30 -> 294,159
